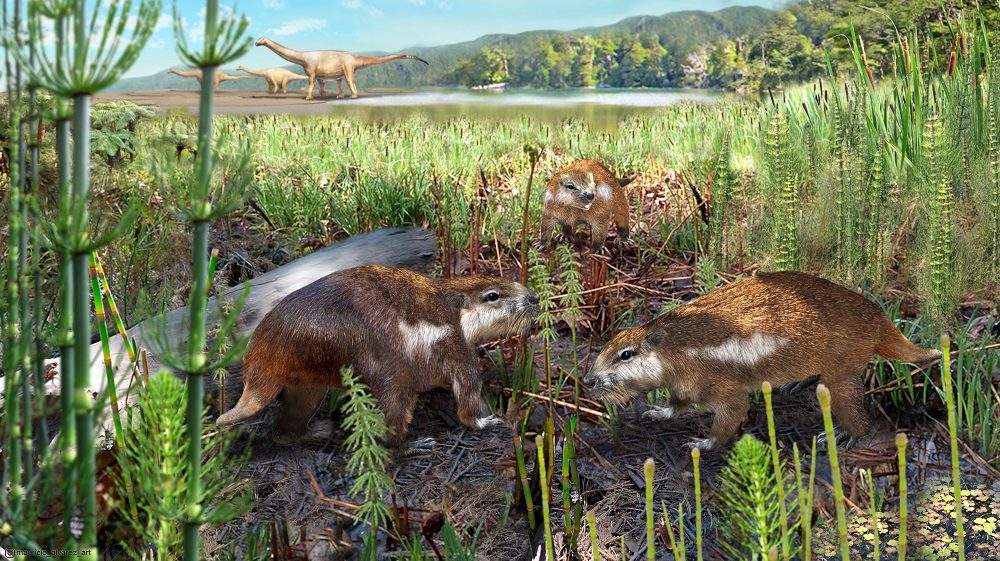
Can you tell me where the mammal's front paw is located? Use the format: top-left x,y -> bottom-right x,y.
399,436 -> 437,458
642,405 -> 676,421
685,437 -> 716,451
473,415 -> 506,429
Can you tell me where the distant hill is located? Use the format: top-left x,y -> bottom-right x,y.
109,5 -> 775,92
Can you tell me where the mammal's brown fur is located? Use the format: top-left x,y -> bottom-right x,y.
216,266 -> 539,446
583,271 -> 942,450
541,160 -> 634,252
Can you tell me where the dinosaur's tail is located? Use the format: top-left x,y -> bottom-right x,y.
357,54 -> 429,68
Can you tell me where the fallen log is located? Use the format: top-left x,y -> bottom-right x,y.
33,227 -> 437,428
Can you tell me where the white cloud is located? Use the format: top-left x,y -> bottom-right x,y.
266,18 -> 328,37
262,0 -> 286,8
340,0 -> 383,17
197,4 -> 237,19
407,0 -> 426,5
153,14 -> 172,33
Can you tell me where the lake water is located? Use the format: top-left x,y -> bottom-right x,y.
324,87 -> 724,128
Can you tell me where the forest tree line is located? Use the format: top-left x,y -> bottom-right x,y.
438,0 -> 1000,92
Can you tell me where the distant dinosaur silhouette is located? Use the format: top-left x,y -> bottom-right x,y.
166,68 -> 249,92
254,37 -> 429,100
236,65 -> 313,94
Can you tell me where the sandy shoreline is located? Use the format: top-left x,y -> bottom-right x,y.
95,88 -> 415,114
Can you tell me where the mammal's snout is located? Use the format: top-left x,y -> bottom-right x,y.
581,374 -> 598,391
526,290 -> 540,306
582,192 -> 595,202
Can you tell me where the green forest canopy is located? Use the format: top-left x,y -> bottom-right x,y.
354,0 -> 1000,92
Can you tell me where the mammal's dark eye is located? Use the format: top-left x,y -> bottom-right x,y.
619,349 -> 635,361
485,291 -> 501,302
564,183 -> 576,190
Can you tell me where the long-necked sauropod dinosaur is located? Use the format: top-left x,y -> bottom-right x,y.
236,65 -> 311,94
166,68 -> 249,92
541,159 -> 634,253
253,37 -> 429,100
583,271 -> 942,450
216,266 -> 540,446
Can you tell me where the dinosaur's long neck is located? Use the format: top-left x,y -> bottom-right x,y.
262,40 -> 306,66
239,67 -> 268,77
170,69 -> 201,78
355,54 -> 416,69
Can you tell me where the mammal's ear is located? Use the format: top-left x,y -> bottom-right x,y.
586,171 -> 594,185
645,328 -> 666,348
445,291 -> 470,312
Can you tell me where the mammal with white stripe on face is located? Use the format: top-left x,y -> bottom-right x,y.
582,271 -> 942,450
216,265 -> 540,446
540,159 -> 634,253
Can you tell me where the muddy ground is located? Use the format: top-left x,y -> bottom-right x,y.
96,88 -> 416,115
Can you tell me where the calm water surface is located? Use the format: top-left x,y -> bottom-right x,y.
324,88 -> 724,128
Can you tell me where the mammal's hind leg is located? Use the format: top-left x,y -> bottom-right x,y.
822,369 -> 871,438
274,386 -> 329,445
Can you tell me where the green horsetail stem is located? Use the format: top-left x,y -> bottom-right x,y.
587,512 -> 599,561
762,382 -> 790,559
93,253 -> 136,362
644,458 -> 655,561
864,468 -> 880,561
793,440 -> 817,561
940,334 -> 966,561
692,447 -> 703,561
817,384 -> 849,561
661,500 -> 685,561
895,433 -> 908,561
89,254 -> 138,520
514,435 -> 536,529
535,434 -> 555,561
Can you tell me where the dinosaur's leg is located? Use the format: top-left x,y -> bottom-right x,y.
318,79 -> 326,96
280,79 -> 288,94
336,79 -> 344,99
345,68 -> 358,98
306,74 -> 316,100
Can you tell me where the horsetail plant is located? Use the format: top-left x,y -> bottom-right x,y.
535,434 -> 555,561
644,458 -> 655,561
7,0 -> 162,553
863,468 -> 880,561
816,384 -> 849,561
939,334 -> 966,560
341,366 -> 395,531
99,2 -> 258,559
587,512 -> 599,561
514,434 -> 536,530
895,433 -> 908,561
761,382 -> 790,560
692,447 -> 703,561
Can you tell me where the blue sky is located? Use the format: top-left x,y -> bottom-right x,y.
126,0 -> 785,77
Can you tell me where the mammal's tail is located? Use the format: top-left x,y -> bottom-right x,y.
216,360 -> 282,425
875,320 -> 943,363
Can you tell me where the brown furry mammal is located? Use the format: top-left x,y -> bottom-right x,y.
216,266 -> 539,445
541,160 -> 634,252
582,271 -> 942,450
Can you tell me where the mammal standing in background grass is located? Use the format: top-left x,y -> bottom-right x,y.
541,159 -> 634,253
583,271 -> 942,450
